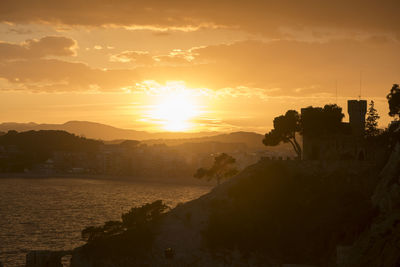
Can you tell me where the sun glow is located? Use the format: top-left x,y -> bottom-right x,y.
147,82 -> 201,131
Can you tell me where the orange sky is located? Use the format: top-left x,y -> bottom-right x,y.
0,0 -> 398,132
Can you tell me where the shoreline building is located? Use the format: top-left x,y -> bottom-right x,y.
302,100 -> 368,161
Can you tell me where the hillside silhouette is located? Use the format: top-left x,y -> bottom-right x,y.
142,132 -> 267,150
0,121 -> 220,141
0,129 -> 287,179
0,130 -> 101,154
0,130 -> 101,172
0,122 -> 290,154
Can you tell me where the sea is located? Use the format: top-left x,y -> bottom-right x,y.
0,178 -> 211,267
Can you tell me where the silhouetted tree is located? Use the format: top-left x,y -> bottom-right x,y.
194,153 -> 238,185
263,110 -> 301,158
300,104 -> 345,137
365,100 -> 380,137
387,84 -> 400,119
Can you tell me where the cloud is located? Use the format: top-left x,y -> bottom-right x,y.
1,0 -> 399,38
0,38 -> 398,98
0,58 -> 140,92
109,50 -> 155,65
0,36 -> 77,60
7,28 -> 33,34
153,49 -> 195,64
110,49 -> 195,65
140,39 -> 400,97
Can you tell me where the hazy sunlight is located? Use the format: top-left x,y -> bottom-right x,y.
149,83 -> 200,131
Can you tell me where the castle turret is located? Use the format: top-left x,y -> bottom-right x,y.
347,100 -> 367,136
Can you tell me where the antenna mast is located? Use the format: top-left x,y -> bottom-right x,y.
359,71 -> 362,100
335,79 -> 338,104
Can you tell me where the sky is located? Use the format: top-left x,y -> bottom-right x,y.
0,0 -> 398,133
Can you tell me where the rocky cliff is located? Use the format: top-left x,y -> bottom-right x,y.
343,142 -> 400,267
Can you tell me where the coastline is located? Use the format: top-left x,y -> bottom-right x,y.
0,172 -> 212,267
0,172 -> 213,187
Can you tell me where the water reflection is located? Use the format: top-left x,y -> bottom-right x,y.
0,178 -> 211,267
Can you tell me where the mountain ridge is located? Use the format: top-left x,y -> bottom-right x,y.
0,121 -> 222,141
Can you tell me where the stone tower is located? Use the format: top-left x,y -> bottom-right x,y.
347,100 -> 367,136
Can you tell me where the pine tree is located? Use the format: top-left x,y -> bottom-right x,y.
365,100 -> 380,137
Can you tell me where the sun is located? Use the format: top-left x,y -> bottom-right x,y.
150,90 -> 199,132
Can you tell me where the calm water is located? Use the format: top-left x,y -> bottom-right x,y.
0,178 -> 211,267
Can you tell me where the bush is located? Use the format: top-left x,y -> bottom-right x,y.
81,200 -> 169,243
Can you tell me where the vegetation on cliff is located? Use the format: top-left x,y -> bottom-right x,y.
77,200 -> 169,264
387,83 -> 400,119
365,100 -> 381,137
263,110 -> 302,158
194,153 -> 238,185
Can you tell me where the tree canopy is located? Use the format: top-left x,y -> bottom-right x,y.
387,84 -> 400,118
194,153 -> 238,185
263,110 -> 302,158
300,104 -> 345,137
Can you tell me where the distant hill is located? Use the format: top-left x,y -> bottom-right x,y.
0,121 -> 220,141
143,132 -> 266,150
0,121 -> 296,154
143,131 -> 297,154
0,130 -> 102,172
0,130 -> 101,153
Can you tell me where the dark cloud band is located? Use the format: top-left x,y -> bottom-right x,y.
1,0 -> 399,37
0,36 -> 77,60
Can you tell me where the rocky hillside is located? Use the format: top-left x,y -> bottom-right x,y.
342,142 -> 400,267
70,156 -> 385,267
